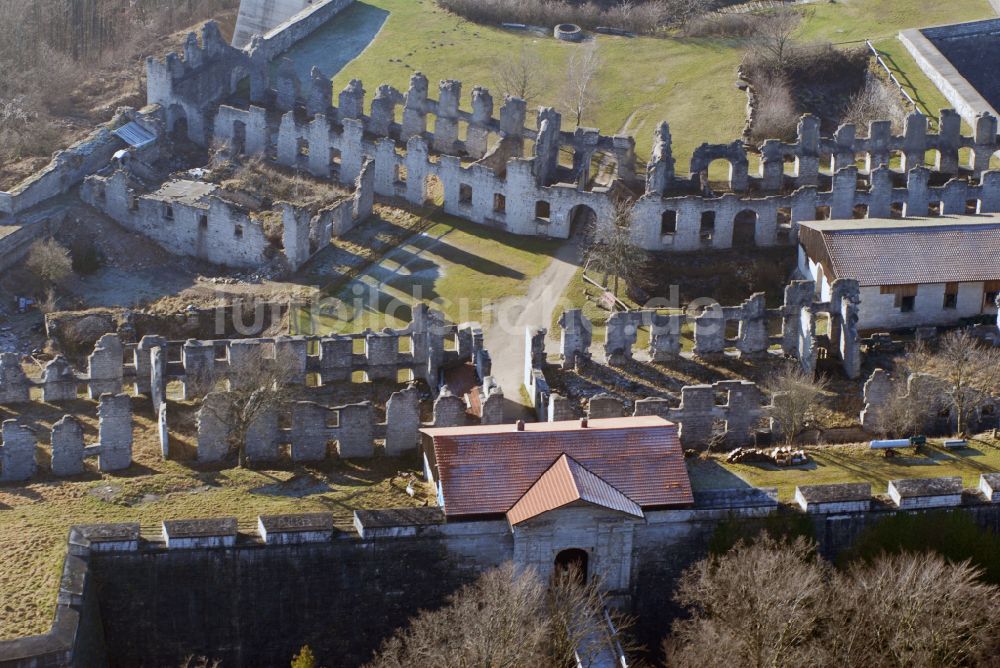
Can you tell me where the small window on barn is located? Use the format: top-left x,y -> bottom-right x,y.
661,210 -> 677,237
459,183 -> 473,205
493,193 -> 506,213
699,211 -> 715,245
535,201 -> 551,221
881,284 -> 918,311
234,224 -> 243,238
943,283 -> 958,309
163,204 -> 174,221
129,195 -> 139,212
199,214 -> 208,230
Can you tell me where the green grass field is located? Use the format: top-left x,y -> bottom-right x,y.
305,211 -> 561,333
331,0 -> 995,164
689,438 -> 1000,501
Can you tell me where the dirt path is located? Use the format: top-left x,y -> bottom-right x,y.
483,237 -> 582,421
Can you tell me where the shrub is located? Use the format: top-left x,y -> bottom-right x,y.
70,239 -> 105,275
24,237 -> 73,295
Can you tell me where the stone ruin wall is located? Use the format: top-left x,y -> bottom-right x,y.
524,281 -> 861,447
80,157 -> 376,270
146,21 -> 1000,253
0,306 -> 503,478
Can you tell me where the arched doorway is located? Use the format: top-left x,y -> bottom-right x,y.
569,204 -> 597,240
732,209 -> 757,248
554,548 -> 589,584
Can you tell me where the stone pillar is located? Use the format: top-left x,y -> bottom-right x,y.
319,335 -> 352,383
88,334 -> 124,399
693,306 -> 725,356
936,109 -> 961,175
588,394 -> 626,419
227,339 -> 263,389
365,330 -> 399,381
385,385 -> 420,455
370,85 -> 402,137
524,327 -> 547,390
736,293 -> 769,357
337,79 -> 366,123
133,335 -> 167,396
432,390 -> 467,427
290,401 -> 330,462
0,353 -> 30,404
51,416 -> 85,476
548,393 -> 575,422
973,113 -> 998,175
649,313 -> 683,361
336,402 -> 375,458
306,66 -> 332,117
183,339 -> 216,399
42,355 -> 77,402
646,121 -> 675,195
604,312 -> 637,363
245,406 -> 280,462
274,336 -> 308,384
860,368 -> 892,432
275,58 -> 298,111
466,86 -> 494,159
0,421 -> 35,481
402,72 -> 429,140
480,378 -> 504,425
197,392 -> 230,463
559,309 -> 592,369
97,393 -> 132,472
906,166 -> 930,217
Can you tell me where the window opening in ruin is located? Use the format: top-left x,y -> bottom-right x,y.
232,121 -> 246,155
967,199 -> 980,215
352,338 -> 366,354
397,368 -> 413,383
234,225 -> 243,238
444,333 -> 458,352
699,211 -> 715,245
459,183 -> 473,205
776,207 -> 793,243
535,200 -> 551,221
199,215 -> 208,230
326,441 -> 340,458
569,205 -> 596,239
305,373 -> 321,388
395,164 -> 407,185
819,153 -> 834,174
330,148 -> 342,176
925,149 -> 941,169
424,175 -> 444,206
943,283 -> 958,310
900,295 -> 915,313
129,195 -> 139,212
853,204 -> 868,220
96,184 -> 106,203
661,210 -> 677,237
326,412 -> 340,429
493,193 -> 506,213
554,549 -> 588,584
814,206 -> 831,220
352,370 -> 368,384
398,336 -> 413,354
732,210 -> 757,248
928,201 -> 941,217
783,154 -> 798,177
889,202 -> 904,219
959,147 -> 974,170
889,150 -> 905,172
297,137 -> 309,158
163,204 -> 174,221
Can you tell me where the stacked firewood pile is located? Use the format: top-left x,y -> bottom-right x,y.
726,446 -> 808,466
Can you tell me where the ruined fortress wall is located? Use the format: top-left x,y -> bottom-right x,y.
7,500 -> 999,667
254,0 -> 357,59
89,527 -> 511,667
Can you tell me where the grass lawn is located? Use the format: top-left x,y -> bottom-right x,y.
304,211 -> 562,333
688,437 -> 1000,502
0,397 -> 431,640
331,0 -> 995,164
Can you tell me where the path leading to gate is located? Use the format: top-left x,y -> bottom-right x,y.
482,237 -> 583,422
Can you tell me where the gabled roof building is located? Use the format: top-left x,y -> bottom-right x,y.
798,215 -> 1000,330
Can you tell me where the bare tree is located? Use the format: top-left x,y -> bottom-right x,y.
587,199 -> 648,299
764,362 -> 829,445
492,45 -> 547,106
203,347 -> 297,468
24,237 -> 73,296
665,535 -> 1000,668
871,376 -> 937,439
560,42 -> 602,127
825,553 -> 1000,667
366,563 -> 550,668
909,330 -> 1000,436
665,535 -> 828,668
751,7 -> 802,68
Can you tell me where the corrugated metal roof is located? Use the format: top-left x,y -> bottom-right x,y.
800,217 -> 1000,286
424,416 -> 693,518
112,121 -> 157,148
507,454 -> 643,525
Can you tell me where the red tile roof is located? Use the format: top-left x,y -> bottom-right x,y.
422,416 -> 693,518
506,454 -> 644,525
799,217 -> 1000,286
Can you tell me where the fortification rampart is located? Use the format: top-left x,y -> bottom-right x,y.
3,476 -> 999,667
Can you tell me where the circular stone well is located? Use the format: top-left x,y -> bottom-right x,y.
553,23 -> 584,42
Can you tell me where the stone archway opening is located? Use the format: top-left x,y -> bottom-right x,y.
554,548 -> 589,584
732,209 -> 757,248
569,204 -> 597,240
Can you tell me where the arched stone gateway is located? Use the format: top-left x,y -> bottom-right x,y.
569,204 -> 597,239
555,547 -> 589,583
